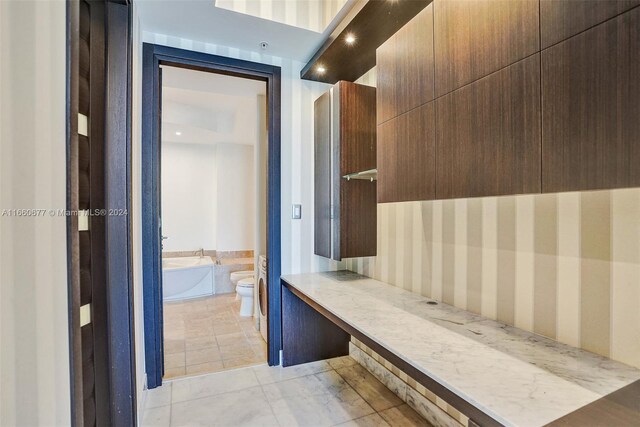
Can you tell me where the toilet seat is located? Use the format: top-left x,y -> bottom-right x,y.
237,277 -> 254,288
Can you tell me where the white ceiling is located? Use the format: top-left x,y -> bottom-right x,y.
161,66 -> 266,146
136,0 -> 355,62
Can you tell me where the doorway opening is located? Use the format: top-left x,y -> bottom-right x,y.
160,66 -> 268,378
142,44 -> 282,389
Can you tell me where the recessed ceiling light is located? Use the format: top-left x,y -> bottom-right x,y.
317,66 -> 326,74
175,131 -> 182,136
345,34 -> 356,44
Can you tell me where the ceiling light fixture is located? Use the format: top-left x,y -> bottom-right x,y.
317,66 -> 326,74
345,34 -> 356,44
175,131 -> 182,136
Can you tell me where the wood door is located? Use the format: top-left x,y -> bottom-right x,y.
436,55 -> 541,199
542,8 -> 640,193
314,92 -> 331,258
73,1 -> 111,425
376,4 -> 434,125
433,0 -> 539,97
377,102 -> 436,203
540,0 -> 640,48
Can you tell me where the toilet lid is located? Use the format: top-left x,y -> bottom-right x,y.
237,277 -> 254,287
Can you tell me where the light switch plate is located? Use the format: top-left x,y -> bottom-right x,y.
292,204 -> 302,219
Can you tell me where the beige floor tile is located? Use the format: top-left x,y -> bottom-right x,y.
186,361 -> 224,375
186,346 -> 222,365
145,383 -> 172,409
213,322 -> 242,335
219,343 -> 255,360
215,332 -> 246,347
164,338 -> 185,355
163,366 -> 185,379
184,335 -> 216,351
164,352 -> 185,370
222,354 -> 265,369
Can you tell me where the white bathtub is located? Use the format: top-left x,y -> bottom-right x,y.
162,256 -> 215,301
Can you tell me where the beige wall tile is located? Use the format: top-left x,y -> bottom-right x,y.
481,197 -> 498,319
497,197 -> 516,325
432,200 -> 444,301
420,202 -> 433,298
442,200 -> 456,305
466,199 -> 483,314
534,194 -> 558,339
454,199 -> 468,309
412,203 -> 424,295
611,261 -> 640,368
515,195 -> 535,331
556,192 -> 581,347
580,258 -> 611,357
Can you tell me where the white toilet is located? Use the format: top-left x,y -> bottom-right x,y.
230,270 -> 254,300
236,277 -> 254,317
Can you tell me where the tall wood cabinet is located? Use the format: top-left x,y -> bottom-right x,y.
314,81 -> 377,260
375,0 -> 640,202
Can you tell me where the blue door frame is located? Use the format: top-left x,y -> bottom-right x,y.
141,43 -> 282,388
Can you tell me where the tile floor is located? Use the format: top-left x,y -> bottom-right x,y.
143,356 -> 432,427
163,293 -> 267,378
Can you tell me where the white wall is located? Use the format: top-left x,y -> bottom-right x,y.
161,142 -> 218,252
215,143 -> 255,251
0,1 -> 70,425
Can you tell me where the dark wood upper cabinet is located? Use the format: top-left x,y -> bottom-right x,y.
542,8 -> 640,193
314,81 -> 377,260
376,4 -> 434,125
336,81 -> 377,175
540,0 -> 640,48
436,55 -> 541,199
433,0 -> 539,97
378,102 -> 436,203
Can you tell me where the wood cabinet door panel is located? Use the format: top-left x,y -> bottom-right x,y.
436,55 -> 541,199
434,0 -> 539,97
377,102 -> 436,203
377,4 -> 435,125
540,0 -> 640,48
542,8 -> 640,192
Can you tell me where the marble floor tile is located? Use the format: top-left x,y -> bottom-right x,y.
335,413 -> 391,427
252,360 -> 332,385
328,356 -> 358,370
145,383 -> 172,409
144,360 -> 431,427
335,364 -> 404,412
378,404 -> 432,427
142,404 -> 171,427
170,366 -> 260,403
170,386 -> 278,427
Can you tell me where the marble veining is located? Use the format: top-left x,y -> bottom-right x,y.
282,272 -> 640,427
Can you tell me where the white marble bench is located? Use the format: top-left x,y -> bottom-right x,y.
281,271 -> 640,427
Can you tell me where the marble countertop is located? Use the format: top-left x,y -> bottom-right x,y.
281,271 -> 640,427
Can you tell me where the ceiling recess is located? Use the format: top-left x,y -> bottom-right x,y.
301,0 -> 431,84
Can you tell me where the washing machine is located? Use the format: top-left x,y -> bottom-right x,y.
258,255 -> 268,342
